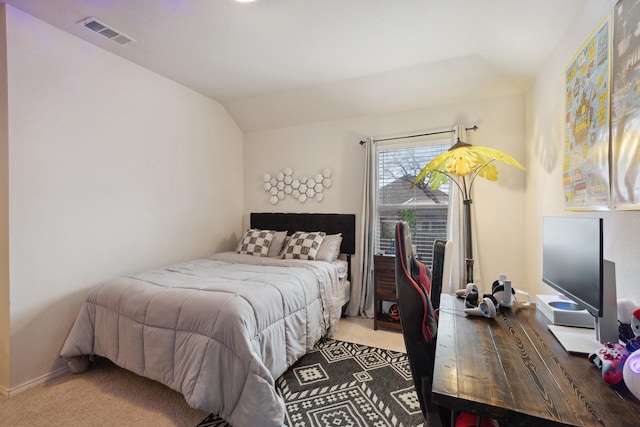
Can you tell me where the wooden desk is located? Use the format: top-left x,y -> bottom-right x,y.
433,294 -> 640,426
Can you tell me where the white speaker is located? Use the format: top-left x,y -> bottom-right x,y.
624,349 -> 640,401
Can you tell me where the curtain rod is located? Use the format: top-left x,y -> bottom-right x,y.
359,125 -> 478,145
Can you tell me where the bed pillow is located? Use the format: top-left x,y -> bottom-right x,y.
279,235 -> 291,257
332,259 -> 348,279
283,231 -> 326,260
316,233 -> 342,262
236,229 -> 275,257
267,231 -> 288,257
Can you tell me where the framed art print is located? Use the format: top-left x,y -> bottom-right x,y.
612,0 -> 640,209
564,15 -> 611,210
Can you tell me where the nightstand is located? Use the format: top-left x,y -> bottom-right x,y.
373,255 -> 401,331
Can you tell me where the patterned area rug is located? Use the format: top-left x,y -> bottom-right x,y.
197,339 -> 425,427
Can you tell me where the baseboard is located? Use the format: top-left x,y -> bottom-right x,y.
2,365 -> 69,397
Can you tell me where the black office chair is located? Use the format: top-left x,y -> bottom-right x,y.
394,221 -> 450,426
395,222 -> 497,427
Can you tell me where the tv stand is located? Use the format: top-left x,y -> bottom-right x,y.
548,324 -> 600,355
538,260 -> 619,354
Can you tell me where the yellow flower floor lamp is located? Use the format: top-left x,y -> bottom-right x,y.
413,139 -> 525,286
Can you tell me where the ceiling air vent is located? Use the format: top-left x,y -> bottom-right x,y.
80,17 -> 136,46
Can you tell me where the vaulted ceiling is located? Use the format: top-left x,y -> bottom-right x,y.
4,0 -> 590,131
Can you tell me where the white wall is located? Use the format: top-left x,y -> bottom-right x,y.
525,0 -> 640,305
244,94 -> 527,301
0,4 -> 8,393
1,5 -> 244,392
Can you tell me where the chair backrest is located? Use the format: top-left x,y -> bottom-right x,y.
394,221 -> 439,419
430,239 -> 447,310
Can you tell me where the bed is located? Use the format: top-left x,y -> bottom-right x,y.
60,212 -> 356,427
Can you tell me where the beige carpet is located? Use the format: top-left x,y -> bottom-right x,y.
0,316 -> 404,427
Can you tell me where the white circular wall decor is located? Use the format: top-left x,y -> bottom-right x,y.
262,168 -> 332,204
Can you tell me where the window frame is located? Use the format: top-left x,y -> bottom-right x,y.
375,134 -> 453,265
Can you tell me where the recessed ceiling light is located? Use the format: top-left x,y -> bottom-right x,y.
235,0 -> 257,3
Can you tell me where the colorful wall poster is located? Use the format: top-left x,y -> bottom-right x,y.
612,0 -> 640,209
564,15 -> 611,210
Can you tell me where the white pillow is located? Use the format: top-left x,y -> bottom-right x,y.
267,231 -> 288,257
236,229 -> 275,257
332,259 -> 348,279
316,233 -> 342,262
282,231 -> 326,260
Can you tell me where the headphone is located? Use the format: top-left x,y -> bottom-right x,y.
455,283 -> 498,318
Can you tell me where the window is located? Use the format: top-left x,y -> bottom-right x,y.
376,137 -> 451,266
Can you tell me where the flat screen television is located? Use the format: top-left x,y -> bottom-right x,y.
542,216 -> 618,353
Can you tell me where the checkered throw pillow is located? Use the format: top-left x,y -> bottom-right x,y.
283,231 -> 326,260
237,229 -> 275,257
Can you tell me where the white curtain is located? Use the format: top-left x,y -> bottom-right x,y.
347,137 -> 376,318
446,125 -> 481,292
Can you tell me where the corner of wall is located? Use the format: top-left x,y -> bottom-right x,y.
0,2 -> 11,392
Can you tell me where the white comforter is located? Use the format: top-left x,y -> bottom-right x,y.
60,252 -> 342,427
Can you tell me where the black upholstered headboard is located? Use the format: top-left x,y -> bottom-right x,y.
250,212 -> 356,255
